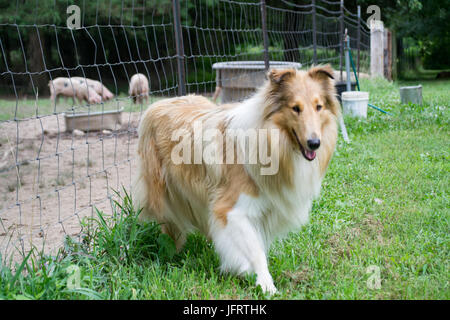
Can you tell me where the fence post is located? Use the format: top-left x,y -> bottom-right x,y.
312,0 -> 317,65
370,20 -> 384,78
357,5 -> 361,78
345,35 -> 351,92
260,0 -> 270,71
339,0 -> 344,81
172,0 -> 186,96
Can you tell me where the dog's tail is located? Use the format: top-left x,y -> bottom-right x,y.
131,162 -> 150,221
132,115 -> 166,222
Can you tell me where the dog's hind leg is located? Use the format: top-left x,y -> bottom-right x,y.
161,221 -> 186,252
210,206 -> 276,294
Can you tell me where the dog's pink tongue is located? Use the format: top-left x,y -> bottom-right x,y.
305,150 -> 316,161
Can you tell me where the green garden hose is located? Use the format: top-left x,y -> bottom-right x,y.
348,47 -> 393,116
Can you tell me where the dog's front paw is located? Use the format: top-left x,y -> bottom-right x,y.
256,275 -> 277,295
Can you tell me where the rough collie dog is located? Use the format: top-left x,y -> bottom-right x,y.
133,65 -> 339,294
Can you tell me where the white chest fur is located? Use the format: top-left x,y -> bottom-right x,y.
236,156 -> 323,251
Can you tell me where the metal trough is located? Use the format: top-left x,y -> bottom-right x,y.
212,61 -> 302,103
64,108 -> 123,132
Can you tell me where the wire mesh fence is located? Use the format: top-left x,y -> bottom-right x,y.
0,0 -> 370,261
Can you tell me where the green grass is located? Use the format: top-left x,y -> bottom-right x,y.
0,79 -> 449,300
0,95 -> 166,122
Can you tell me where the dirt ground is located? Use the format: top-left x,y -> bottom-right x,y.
0,111 -> 143,261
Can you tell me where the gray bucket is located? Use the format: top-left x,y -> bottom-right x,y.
399,85 -> 422,105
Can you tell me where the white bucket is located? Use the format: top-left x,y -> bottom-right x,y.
342,91 -> 369,118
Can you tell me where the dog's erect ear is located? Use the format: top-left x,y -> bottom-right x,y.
268,68 -> 296,85
308,64 -> 339,117
308,64 -> 335,81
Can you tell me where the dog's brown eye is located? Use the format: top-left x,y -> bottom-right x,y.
292,105 -> 300,114
317,104 -> 322,111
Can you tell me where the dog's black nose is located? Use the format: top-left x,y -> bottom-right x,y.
307,139 -> 320,150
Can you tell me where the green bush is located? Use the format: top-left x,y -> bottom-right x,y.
235,43 -> 284,61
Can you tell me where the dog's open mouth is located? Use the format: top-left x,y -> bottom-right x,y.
292,129 -> 316,161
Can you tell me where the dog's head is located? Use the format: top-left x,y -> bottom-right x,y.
264,65 -> 339,161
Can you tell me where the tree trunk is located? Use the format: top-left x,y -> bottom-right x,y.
27,28 -> 48,97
